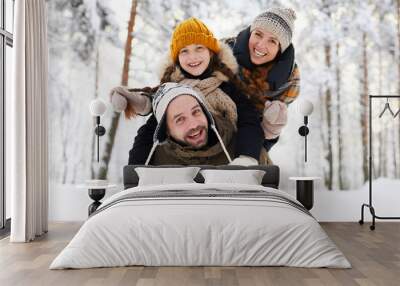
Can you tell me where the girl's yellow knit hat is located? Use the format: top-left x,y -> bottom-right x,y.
170,17 -> 220,62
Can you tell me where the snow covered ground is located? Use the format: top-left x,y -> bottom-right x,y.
48,178 -> 400,223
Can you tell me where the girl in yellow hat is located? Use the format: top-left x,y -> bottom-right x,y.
111,17 -> 267,165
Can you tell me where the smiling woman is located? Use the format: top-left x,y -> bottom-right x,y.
248,29 -> 280,65
224,7 -> 300,152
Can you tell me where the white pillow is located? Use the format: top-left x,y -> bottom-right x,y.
135,167 -> 200,186
200,169 -> 266,185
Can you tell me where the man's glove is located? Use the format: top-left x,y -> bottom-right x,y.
261,100 -> 288,139
109,86 -> 152,116
229,155 -> 258,166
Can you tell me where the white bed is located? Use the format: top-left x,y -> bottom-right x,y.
50,182 -> 351,269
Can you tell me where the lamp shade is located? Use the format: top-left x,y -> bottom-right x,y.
89,99 -> 107,116
298,99 -> 314,116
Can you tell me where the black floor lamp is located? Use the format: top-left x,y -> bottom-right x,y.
359,95 -> 400,230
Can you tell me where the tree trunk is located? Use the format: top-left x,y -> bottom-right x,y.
378,129 -> 384,177
397,0 -> 400,177
392,132 -> 397,178
324,44 -> 333,190
360,32 -> 369,183
319,84 -> 330,189
97,0 -> 138,179
336,42 -> 346,190
377,48 -> 383,178
373,48 -> 382,179
91,45 -> 100,179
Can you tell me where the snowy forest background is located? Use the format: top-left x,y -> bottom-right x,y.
47,0 -> 400,191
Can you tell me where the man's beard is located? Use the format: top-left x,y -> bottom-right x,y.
172,125 -> 208,149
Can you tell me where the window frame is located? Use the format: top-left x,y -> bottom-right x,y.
0,0 -> 14,234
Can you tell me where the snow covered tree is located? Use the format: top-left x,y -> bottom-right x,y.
96,0 -> 138,180
48,0 -> 121,184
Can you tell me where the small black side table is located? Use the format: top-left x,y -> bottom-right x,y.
77,184 -> 117,216
289,177 -> 321,210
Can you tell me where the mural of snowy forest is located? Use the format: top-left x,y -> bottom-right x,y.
47,0 -> 400,191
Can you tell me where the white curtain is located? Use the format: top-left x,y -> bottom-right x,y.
8,0 -> 49,242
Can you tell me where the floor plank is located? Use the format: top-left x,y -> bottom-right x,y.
0,222 -> 399,286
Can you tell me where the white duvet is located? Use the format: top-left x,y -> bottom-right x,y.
50,183 -> 351,269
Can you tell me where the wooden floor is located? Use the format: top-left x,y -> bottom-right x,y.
0,222 -> 399,286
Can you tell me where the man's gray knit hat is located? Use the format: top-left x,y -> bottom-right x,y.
152,82 -> 214,143
250,7 -> 296,52
144,82 -> 232,165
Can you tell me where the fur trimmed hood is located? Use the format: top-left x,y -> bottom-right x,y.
157,41 -> 239,82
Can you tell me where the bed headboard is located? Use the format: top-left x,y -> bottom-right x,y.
123,165 -> 280,189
